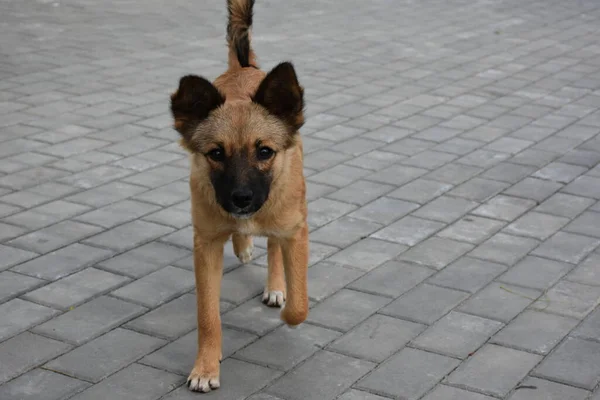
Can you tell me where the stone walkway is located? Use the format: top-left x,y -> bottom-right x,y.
1,0 -> 600,398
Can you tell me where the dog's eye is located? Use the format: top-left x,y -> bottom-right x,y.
207,148 -> 225,162
257,146 -> 274,160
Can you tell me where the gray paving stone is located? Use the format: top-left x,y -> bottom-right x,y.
446,344 -> 542,398
162,359 -> 282,400
32,296 -> 146,345
562,176 -> 600,199
0,298 -> 59,342
307,262 -> 365,302
0,244 -> 38,271
469,233 -> 540,266
111,266 -> 194,308
572,307 -> 600,342
412,311 -> 503,359
387,179 -> 453,204
327,238 -> 407,271
348,260 -> 433,298
459,280 -> 541,322
535,193 -> 596,218
371,216 -> 444,246
428,257 -> 507,294
449,178 -> 510,202
504,177 -> 563,203
0,368 -> 90,400
141,328 -> 256,375
380,284 -> 469,325
326,180 -> 394,207
398,237 -> 475,270
337,389 -> 392,400
564,211 -> 600,238
266,351 -> 374,400
412,195 -> 479,223
492,310 -> 579,355
220,264 -> 266,304
506,377 -> 590,400
499,256 -> 573,290
11,243 -> 113,280
349,197 -> 419,225
307,198 -> 357,228
328,314 -> 424,363
533,162 -> 588,184
504,212 -> 570,241
0,332 -> 71,385
422,386 -> 495,400
425,163 -> 483,185
68,363 -> 182,400
23,267 -> 130,310
308,289 -> 389,332
74,199 -> 161,228
310,216 -> 383,248
66,181 -> 147,208
567,252 -> 600,286
124,293 -> 195,339
45,328 -> 165,383
533,337 -> 600,390
437,215 -> 505,244
531,280 -> 600,319
222,298 -> 284,336
344,151 -> 403,172
472,195 -> 536,222
531,231 -> 600,264
356,347 -> 460,400
481,163 -> 537,184
236,324 -> 340,371
0,271 -> 44,304
8,220 -> 103,254
83,220 -> 174,252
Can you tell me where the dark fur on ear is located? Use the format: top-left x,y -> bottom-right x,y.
252,62 -> 304,132
170,75 -> 225,148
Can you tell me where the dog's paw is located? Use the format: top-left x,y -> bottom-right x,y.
187,371 -> 220,393
236,243 -> 254,264
262,289 -> 285,307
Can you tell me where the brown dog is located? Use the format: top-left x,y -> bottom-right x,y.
169,0 -> 308,393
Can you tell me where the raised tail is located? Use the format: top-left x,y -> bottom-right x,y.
227,0 -> 257,69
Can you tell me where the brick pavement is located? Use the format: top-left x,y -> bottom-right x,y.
1,0 -> 600,398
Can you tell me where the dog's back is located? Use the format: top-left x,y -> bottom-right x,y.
214,0 -> 266,104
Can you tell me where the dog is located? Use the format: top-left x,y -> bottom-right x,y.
169,0 -> 309,393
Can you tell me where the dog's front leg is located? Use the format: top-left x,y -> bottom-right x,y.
187,233 -> 226,393
280,225 -> 309,326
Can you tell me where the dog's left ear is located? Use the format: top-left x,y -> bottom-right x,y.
253,62 -> 304,132
170,75 -> 225,143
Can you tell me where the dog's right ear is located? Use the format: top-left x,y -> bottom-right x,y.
170,75 -> 225,143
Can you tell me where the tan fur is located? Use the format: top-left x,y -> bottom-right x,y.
173,0 -> 308,393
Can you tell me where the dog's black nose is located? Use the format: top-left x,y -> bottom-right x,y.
231,189 -> 253,209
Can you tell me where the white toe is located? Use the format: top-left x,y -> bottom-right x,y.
237,244 -> 254,263
262,290 -> 285,307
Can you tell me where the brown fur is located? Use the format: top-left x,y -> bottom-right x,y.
169,0 -> 308,393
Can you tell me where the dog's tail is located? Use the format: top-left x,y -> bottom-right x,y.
227,0 -> 257,69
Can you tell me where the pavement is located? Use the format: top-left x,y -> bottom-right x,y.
1,0 -> 600,398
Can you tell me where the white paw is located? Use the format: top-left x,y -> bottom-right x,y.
187,375 -> 220,393
237,244 -> 254,264
262,289 -> 285,307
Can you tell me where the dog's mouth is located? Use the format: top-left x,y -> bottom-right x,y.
230,211 -> 255,220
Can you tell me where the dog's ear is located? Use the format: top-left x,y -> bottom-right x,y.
253,62 -> 304,132
170,75 -> 225,143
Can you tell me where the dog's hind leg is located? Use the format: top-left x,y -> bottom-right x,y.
262,237 -> 286,307
232,233 -> 254,263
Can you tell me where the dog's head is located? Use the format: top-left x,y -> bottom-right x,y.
170,62 -> 304,218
